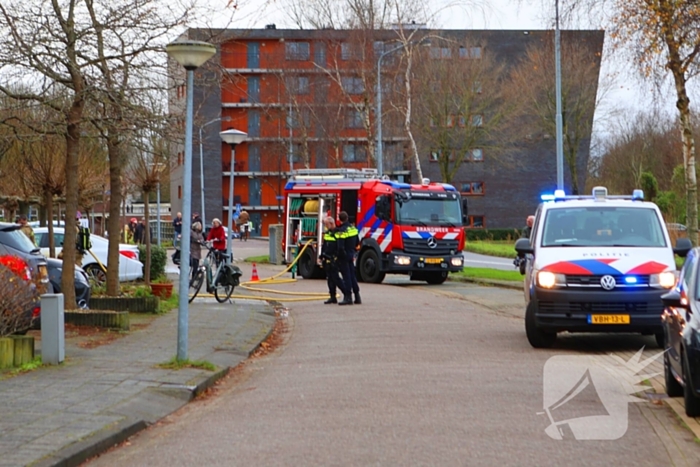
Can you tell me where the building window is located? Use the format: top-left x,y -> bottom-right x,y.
430,47 -> 452,59
430,117 -> 437,128
285,42 -> 310,61
460,181 -> 485,195
471,148 -> 483,162
286,108 -> 311,129
460,46 -> 482,59
342,144 -> 367,162
472,114 -> 483,127
341,77 -> 364,94
446,115 -> 455,127
291,144 -> 304,163
346,109 -> 364,129
473,81 -> 482,94
341,42 -> 361,60
287,76 -> 309,95
466,215 -> 485,228
429,150 -> 440,162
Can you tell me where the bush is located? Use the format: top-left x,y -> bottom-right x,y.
465,228 -> 523,242
0,257 -> 39,337
138,245 -> 167,280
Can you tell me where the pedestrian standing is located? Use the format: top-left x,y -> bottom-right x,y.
321,216 -> 347,304
189,222 -> 204,283
173,212 -> 183,248
17,214 -> 35,245
335,211 -> 361,306
134,218 -> 146,245
237,210 -> 250,241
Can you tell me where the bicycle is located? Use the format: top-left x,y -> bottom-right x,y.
188,242 -> 242,303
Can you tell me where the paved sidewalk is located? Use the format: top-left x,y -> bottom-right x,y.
0,298 -> 276,467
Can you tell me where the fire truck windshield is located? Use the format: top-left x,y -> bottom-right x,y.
394,195 -> 462,227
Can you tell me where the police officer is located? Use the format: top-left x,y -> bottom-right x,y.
321,216 -> 346,304
336,211 -> 361,306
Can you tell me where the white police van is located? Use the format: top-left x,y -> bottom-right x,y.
515,187 -> 692,348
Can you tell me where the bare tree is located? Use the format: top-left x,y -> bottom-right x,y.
412,39 -> 507,184
505,33 -> 604,194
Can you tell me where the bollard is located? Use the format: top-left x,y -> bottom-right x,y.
41,294 -> 65,365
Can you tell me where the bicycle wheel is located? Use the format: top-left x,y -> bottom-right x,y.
188,268 -> 204,303
213,270 -> 234,303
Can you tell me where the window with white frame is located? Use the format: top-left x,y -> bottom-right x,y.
471,148 -> 483,161
286,42 -> 310,60
460,46 -> 482,59
472,114 -> 483,127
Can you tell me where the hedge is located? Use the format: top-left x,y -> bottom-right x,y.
138,244 -> 167,280
464,228 -> 524,242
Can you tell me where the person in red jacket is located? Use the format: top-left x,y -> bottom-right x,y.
207,218 -> 227,264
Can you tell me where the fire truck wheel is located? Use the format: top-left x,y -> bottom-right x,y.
425,271 -> 448,285
358,249 -> 385,284
298,250 -> 316,280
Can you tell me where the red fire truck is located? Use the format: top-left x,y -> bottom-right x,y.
283,168 -> 468,284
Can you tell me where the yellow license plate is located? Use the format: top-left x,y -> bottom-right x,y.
589,314 -> 630,324
424,258 -> 443,264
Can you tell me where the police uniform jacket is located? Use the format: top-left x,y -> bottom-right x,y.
322,228 -> 338,259
336,222 -> 359,260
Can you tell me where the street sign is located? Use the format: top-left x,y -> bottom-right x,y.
276,196 -> 284,200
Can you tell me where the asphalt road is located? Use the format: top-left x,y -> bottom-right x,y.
86,249 -> 700,466
462,250 -> 515,270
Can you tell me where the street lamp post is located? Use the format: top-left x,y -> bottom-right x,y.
198,116 -> 231,228
376,43 -> 406,178
156,182 -> 161,246
220,129 -> 248,266
555,0 -> 564,191
166,39 -> 216,362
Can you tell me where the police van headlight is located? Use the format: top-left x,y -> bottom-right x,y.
451,257 -> 463,267
537,271 -> 565,289
394,255 -> 411,266
650,272 -> 676,289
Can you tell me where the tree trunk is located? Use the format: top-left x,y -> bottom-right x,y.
106,135 -> 123,296
403,51 -> 423,181
45,189 -> 55,258
61,102 -> 82,309
144,192 -> 151,285
669,64 -> 698,245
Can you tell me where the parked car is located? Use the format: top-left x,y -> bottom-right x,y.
661,247 -> 700,416
0,222 -> 50,288
45,257 -> 91,309
34,227 -> 143,282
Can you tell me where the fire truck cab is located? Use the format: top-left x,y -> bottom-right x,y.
283,168 -> 468,284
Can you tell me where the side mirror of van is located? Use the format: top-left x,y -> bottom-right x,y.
661,290 -> 685,309
674,237 -> 692,257
515,237 -> 533,256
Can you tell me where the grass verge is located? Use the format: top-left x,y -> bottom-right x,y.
454,266 -> 523,282
464,240 -> 516,258
245,255 -> 270,263
158,292 -> 178,314
157,356 -> 217,371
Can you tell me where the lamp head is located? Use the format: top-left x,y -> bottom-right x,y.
220,128 -> 248,146
166,40 -> 216,70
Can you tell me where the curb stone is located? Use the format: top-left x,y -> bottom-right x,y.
650,376 -> 700,441
448,275 -> 523,290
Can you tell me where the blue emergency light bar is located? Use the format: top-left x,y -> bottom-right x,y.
540,187 -> 645,202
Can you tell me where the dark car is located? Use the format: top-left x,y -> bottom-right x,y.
661,247 -> 700,416
0,222 -> 50,287
45,258 -> 91,309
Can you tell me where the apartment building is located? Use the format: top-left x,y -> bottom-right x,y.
169,27 -> 604,235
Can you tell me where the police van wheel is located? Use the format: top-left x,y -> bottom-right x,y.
525,301 -> 556,348
358,249 -> 385,284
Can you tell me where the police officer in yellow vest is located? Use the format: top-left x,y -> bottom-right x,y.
320,216 -> 347,304
336,211 -> 361,305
